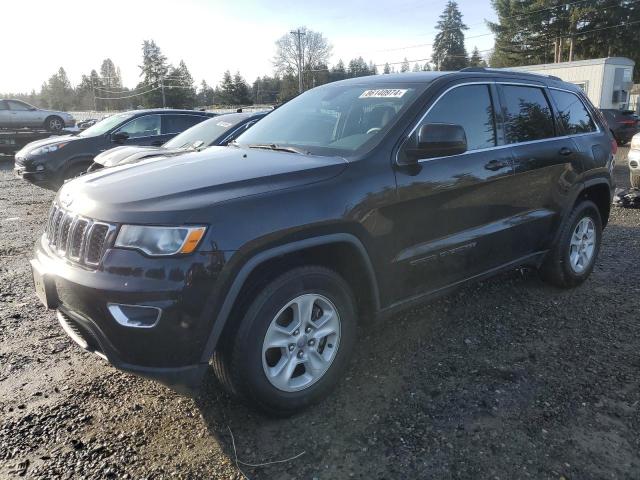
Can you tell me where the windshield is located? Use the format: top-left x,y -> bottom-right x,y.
78,112 -> 136,137
163,115 -> 240,149
234,83 -> 425,156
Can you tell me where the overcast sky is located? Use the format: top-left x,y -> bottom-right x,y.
2,0 -> 497,93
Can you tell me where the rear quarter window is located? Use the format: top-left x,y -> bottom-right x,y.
162,115 -> 207,134
550,89 -> 597,134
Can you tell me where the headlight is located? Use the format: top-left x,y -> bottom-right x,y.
30,143 -> 67,156
631,135 -> 640,151
114,225 -> 207,256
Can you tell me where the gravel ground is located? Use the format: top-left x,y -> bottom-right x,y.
1,149 -> 639,479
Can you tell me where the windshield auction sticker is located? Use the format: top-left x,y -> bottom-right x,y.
216,121 -> 232,127
359,89 -> 408,98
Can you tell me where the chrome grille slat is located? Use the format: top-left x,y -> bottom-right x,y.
44,203 -> 114,268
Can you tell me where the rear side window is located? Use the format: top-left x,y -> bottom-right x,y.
163,115 -> 206,134
424,84 -> 496,151
549,89 -> 596,134
501,85 -> 555,143
7,100 -> 29,111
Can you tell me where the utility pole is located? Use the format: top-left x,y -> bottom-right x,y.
290,28 -> 306,94
160,76 -> 166,108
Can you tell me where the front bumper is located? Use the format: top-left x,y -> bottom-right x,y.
32,235 -> 228,394
14,156 -> 56,187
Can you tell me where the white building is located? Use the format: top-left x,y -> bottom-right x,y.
506,57 -> 635,110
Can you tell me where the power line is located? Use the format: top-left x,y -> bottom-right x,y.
94,86 -> 161,100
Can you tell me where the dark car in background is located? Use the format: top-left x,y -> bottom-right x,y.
14,109 -> 215,189
600,108 -> 639,145
31,70 -> 614,416
89,111 -> 268,171
0,99 -> 75,132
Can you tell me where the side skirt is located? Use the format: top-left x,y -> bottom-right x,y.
375,251 -> 547,322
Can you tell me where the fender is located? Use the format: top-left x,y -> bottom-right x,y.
199,233 -> 380,363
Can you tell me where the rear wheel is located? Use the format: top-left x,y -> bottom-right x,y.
212,266 -> 357,416
631,171 -> 640,189
46,116 -> 64,132
539,200 -> 602,288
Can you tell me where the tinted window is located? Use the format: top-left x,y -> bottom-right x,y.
163,116 -> 238,149
0,101 -> 7,110
117,115 -> 161,138
8,100 -> 30,111
550,89 -> 596,134
424,84 -> 496,151
163,115 -> 206,134
501,85 -> 555,143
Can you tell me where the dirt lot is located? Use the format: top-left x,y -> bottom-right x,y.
1,149 -> 639,479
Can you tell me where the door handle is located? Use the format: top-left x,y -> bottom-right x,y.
559,147 -> 573,156
485,159 -> 509,171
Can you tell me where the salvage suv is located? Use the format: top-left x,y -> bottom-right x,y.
31,70 -> 615,416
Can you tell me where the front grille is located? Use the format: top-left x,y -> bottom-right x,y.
45,203 -> 115,268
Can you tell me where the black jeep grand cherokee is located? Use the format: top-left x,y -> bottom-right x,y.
31,70 -> 615,416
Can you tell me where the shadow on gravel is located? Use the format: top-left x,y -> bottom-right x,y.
192,261 -> 640,479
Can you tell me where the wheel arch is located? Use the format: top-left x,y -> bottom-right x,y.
577,179 -> 612,228
200,233 -> 380,362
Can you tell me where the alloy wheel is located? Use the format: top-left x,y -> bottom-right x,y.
261,293 -> 341,392
569,216 -> 596,273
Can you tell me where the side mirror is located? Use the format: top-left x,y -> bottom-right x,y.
404,123 -> 467,162
112,131 -> 130,143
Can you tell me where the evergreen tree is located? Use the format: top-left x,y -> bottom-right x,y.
41,67 -> 74,110
400,58 -> 410,72
165,60 -> 196,108
422,62 -> 432,71
232,71 -> 252,105
488,0 -> 640,79
348,57 -> 372,77
197,80 -> 215,106
468,46 -> 487,67
138,39 -> 169,107
432,0 -> 468,70
330,59 -> 348,82
412,63 -> 421,72
383,63 -> 391,74
218,70 -> 235,104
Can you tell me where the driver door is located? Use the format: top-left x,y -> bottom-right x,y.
7,100 -> 39,128
388,82 -> 517,302
113,114 -> 163,146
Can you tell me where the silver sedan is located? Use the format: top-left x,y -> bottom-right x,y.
0,99 -> 75,132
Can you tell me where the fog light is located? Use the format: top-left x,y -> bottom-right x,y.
108,303 -> 161,328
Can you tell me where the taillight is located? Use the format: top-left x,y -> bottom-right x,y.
619,119 -> 636,125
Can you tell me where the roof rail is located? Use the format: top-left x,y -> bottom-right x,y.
459,66 -> 562,82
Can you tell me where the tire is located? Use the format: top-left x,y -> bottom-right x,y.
61,162 -> 91,184
46,116 -> 64,132
631,171 -> 640,189
212,266 -> 357,416
539,200 -> 602,288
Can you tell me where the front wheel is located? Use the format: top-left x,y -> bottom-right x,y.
212,266 -> 357,416
539,200 -> 602,288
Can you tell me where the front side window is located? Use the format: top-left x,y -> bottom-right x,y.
235,83 -> 427,156
549,89 -> 596,135
79,112 -> 136,137
117,115 -> 161,138
7,100 -> 30,111
501,85 -> 555,143
422,84 -> 497,151
0,101 -> 7,110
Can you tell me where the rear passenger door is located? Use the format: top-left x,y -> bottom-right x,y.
162,114 -> 207,144
0,101 -> 10,127
497,83 -> 581,255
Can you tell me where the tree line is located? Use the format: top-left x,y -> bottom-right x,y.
2,1 -> 637,111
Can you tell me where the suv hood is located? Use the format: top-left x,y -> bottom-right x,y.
94,145 -> 170,167
58,146 -> 348,223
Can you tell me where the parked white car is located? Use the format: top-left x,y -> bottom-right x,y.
629,133 -> 640,188
0,99 -> 75,132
